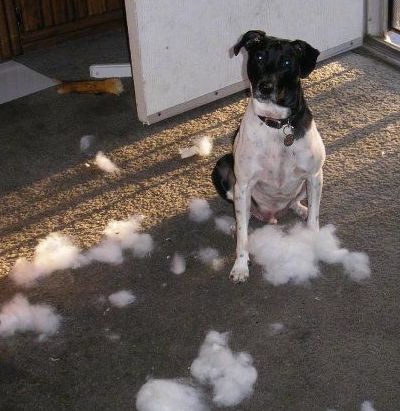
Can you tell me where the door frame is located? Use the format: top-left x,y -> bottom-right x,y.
364,0 -> 400,68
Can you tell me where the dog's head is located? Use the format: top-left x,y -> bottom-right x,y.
234,31 -> 319,108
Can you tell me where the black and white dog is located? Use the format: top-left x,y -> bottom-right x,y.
212,30 -> 326,283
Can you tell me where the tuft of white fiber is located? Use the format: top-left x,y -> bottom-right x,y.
179,135 -> 213,158
269,322 -> 286,335
190,330 -> 258,407
10,215 -> 154,287
82,239 -> 124,265
198,247 -> 223,271
10,232 -> 82,287
136,379 -> 209,411
195,136 -> 213,156
84,215 -> 153,264
214,215 -> 235,235
80,135 -> 95,152
94,151 -> 120,173
248,223 -> 371,286
108,290 -> 136,307
0,294 -> 61,339
361,401 -> 377,411
188,198 -> 212,223
170,253 -> 186,275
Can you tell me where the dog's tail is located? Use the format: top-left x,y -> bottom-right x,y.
57,78 -> 124,95
212,154 -> 235,203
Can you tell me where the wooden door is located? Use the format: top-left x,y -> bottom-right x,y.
0,0 -> 21,61
16,0 -> 123,49
0,0 -> 124,61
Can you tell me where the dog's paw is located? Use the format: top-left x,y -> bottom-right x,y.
291,202 -> 308,220
229,260 -> 249,283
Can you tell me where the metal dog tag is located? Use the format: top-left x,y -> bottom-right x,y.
284,134 -> 294,146
283,124 -> 295,146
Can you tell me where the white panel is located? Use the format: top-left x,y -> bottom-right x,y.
89,64 -> 132,78
125,0 -> 364,122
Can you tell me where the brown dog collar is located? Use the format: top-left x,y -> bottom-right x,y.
258,115 -> 295,146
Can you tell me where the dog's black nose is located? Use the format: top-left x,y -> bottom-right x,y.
258,81 -> 274,95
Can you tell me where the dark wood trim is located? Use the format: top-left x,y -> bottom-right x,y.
2,0 -> 22,58
17,0 -> 42,32
107,0 -> 122,11
0,0 -> 12,59
40,0 -> 54,26
73,0 -> 88,19
87,0 -> 107,16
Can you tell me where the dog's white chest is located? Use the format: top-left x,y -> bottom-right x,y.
234,111 -> 319,212
258,139 -> 303,182
253,137 -> 307,206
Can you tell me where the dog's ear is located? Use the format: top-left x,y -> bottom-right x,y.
291,40 -> 320,78
233,30 -> 266,55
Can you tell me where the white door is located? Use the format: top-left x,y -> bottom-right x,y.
125,0 -> 364,124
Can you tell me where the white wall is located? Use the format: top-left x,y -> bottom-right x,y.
125,0 -> 364,123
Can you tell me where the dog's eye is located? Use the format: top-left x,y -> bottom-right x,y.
280,58 -> 292,68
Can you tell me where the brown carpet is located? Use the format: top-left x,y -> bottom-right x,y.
0,50 -> 399,410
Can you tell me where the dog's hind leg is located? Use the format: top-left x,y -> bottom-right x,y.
290,183 -> 308,220
212,154 -> 236,202
290,201 -> 308,220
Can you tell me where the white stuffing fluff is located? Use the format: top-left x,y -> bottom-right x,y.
103,215 -> 143,243
108,290 -> 136,307
198,247 -> 219,263
179,146 -> 198,159
10,232 -> 82,287
94,151 -> 120,173
10,215 -> 153,287
198,247 -> 223,271
84,215 -> 154,264
361,401 -> 377,411
179,136 -> 213,158
130,234 -> 154,258
248,223 -> 371,286
102,215 -> 153,257
214,215 -> 235,235
190,330 -> 258,407
80,135 -> 95,152
188,198 -> 212,222
136,379 -> 209,411
195,136 -> 213,156
0,294 -> 61,339
170,253 -> 186,275
83,239 -> 124,265
269,322 -> 286,335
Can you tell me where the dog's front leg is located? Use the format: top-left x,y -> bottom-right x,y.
306,170 -> 323,231
230,180 -> 251,282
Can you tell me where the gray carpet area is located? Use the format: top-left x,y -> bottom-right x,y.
0,29 -> 399,411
